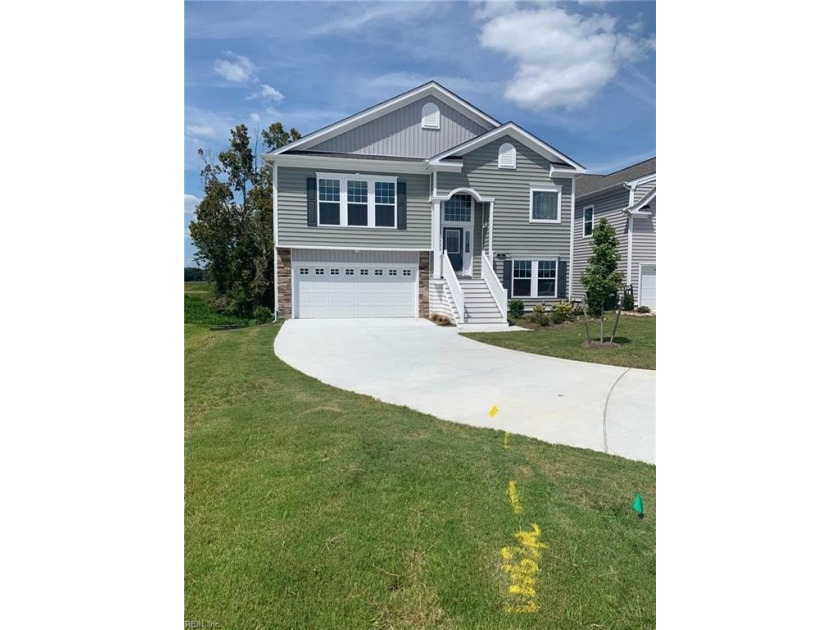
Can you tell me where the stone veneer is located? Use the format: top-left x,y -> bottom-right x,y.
275,248 -> 292,318
419,251 -> 430,320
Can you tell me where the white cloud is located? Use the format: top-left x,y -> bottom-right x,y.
247,83 -> 285,102
212,51 -> 257,82
186,125 -> 215,138
309,2 -> 437,35
249,112 -> 261,123
184,194 -> 201,215
475,4 -> 654,110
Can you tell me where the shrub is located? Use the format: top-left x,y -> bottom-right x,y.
550,302 -> 574,324
529,303 -> 550,327
430,313 -> 453,326
508,299 -> 524,319
254,306 -> 273,324
636,305 -> 651,314
622,286 -> 635,311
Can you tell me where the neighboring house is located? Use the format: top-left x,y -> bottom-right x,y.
571,158 -> 656,310
263,81 -> 587,327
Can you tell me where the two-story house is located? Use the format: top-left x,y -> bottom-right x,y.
264,81 -> 588,327
571,158 -> 657,310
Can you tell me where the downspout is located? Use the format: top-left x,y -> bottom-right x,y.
569,176 -> 576,300
625,182 -> 635,305
272,160 -> 279,322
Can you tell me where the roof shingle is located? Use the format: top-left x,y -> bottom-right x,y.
576,157 -> 656,198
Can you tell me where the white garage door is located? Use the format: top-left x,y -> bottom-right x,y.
294,263 -> 417,318
640,264 -> 656,309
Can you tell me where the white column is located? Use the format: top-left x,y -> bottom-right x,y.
432,200 -> 442,279
488,200 -> 495,260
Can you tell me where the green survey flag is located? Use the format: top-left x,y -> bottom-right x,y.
633,493 -> 644,516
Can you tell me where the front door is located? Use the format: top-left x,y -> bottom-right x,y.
444,228 -> 463,272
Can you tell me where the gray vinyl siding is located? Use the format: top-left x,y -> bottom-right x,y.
630,196 -> 656,298
292,249 -> 419,264
633,177 -> 656,202
471,203 -> 487,277
572,187 -> 631,301
276,166 -> 431,249
307,96 -> 490,158
437,136 -> 572,304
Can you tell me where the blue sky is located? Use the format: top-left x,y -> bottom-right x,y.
184,0 -> 656,266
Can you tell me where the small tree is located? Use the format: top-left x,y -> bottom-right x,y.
580,219 -> 625,343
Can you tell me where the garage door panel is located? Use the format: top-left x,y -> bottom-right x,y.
294,263 -> 417,318
640,264 -> 656,310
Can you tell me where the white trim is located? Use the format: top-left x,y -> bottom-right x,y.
569,177 -> 575,299
431,187 -> 495,203
637,261 -> 656,309
529,186 -> 562,223
625,188 -> 657,215
428,161 -> 463,173
432,200 -> 442,279
625,173 -> 656,187
550,165 -> 580,178
626,186 -> 634,287
582,205 -> 595,238
315,172 -> 398,229
267,153 -> 427,174
281,245 -> 422,251
498,142 -> 516,169
273,163 -> 279,316
488,201 -> 494,260
267,82 -> 499,155
432,170 -> 438,198
428,122 -> 587,173
510,258 -> 559,299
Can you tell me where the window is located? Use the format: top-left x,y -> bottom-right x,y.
360,269 -> 369,275
330,268 -> 339,275
512,260 -> 558,298
537,261 -> 557,297
300,268 -> 309,275
375,182 -> 396,227
389,269 -> 397,276
402,269 -> 411,276
498,142 -> 516,169
530,188 -> 560,222
345,269 -> 354,275
347,180 -> 368,226
421,103 -> 440,129
315,268 -> 324,275
318,179 -> 340,225
374,269 -> 383,276
513,261 -> 532,297
444,194 -> 471,222
583,206 -> 594,236
316,173 -> 398,228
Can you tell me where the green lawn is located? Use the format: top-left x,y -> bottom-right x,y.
184,282 -> 253,327
185,316 -> 656,628
463,314 -> 656,370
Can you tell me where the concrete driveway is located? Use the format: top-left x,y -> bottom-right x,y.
274,319 -> 655,464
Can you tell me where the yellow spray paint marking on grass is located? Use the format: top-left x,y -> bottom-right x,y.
507,480 -> 523,514
501,523 -> 547,614
503,432 -> 510,449
489,405 -> 499,418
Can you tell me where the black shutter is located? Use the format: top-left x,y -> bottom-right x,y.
306,177 -> 317,227
558,258 -> 568,298
397,181 -> 407,230
502,260 -> 512,298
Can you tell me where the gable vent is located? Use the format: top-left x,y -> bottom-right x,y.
498,142 -> 516,169
421,103 -> 440,129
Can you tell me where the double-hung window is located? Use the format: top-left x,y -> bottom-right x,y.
583,206 -> 594,236
316,173 -> 398,228
512,260 -> 558,298
530,187 -> 561,222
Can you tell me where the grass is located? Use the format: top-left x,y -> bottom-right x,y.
184,282 -> 252,327
463,313 -> 656,370
185,314 -> 656,627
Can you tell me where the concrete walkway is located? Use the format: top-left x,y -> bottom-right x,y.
274,319 -> 655,464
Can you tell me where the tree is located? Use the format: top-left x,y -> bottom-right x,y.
580,219 -> 625,344
189,122 -> 300,318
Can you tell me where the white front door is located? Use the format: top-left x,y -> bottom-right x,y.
639,264 -> 656,309
294,263 -> 417,318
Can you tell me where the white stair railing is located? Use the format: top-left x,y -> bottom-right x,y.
482,250 -> 508,321
442,251 -> 465,324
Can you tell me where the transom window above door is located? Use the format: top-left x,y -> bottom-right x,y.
444,194 -> 472,222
